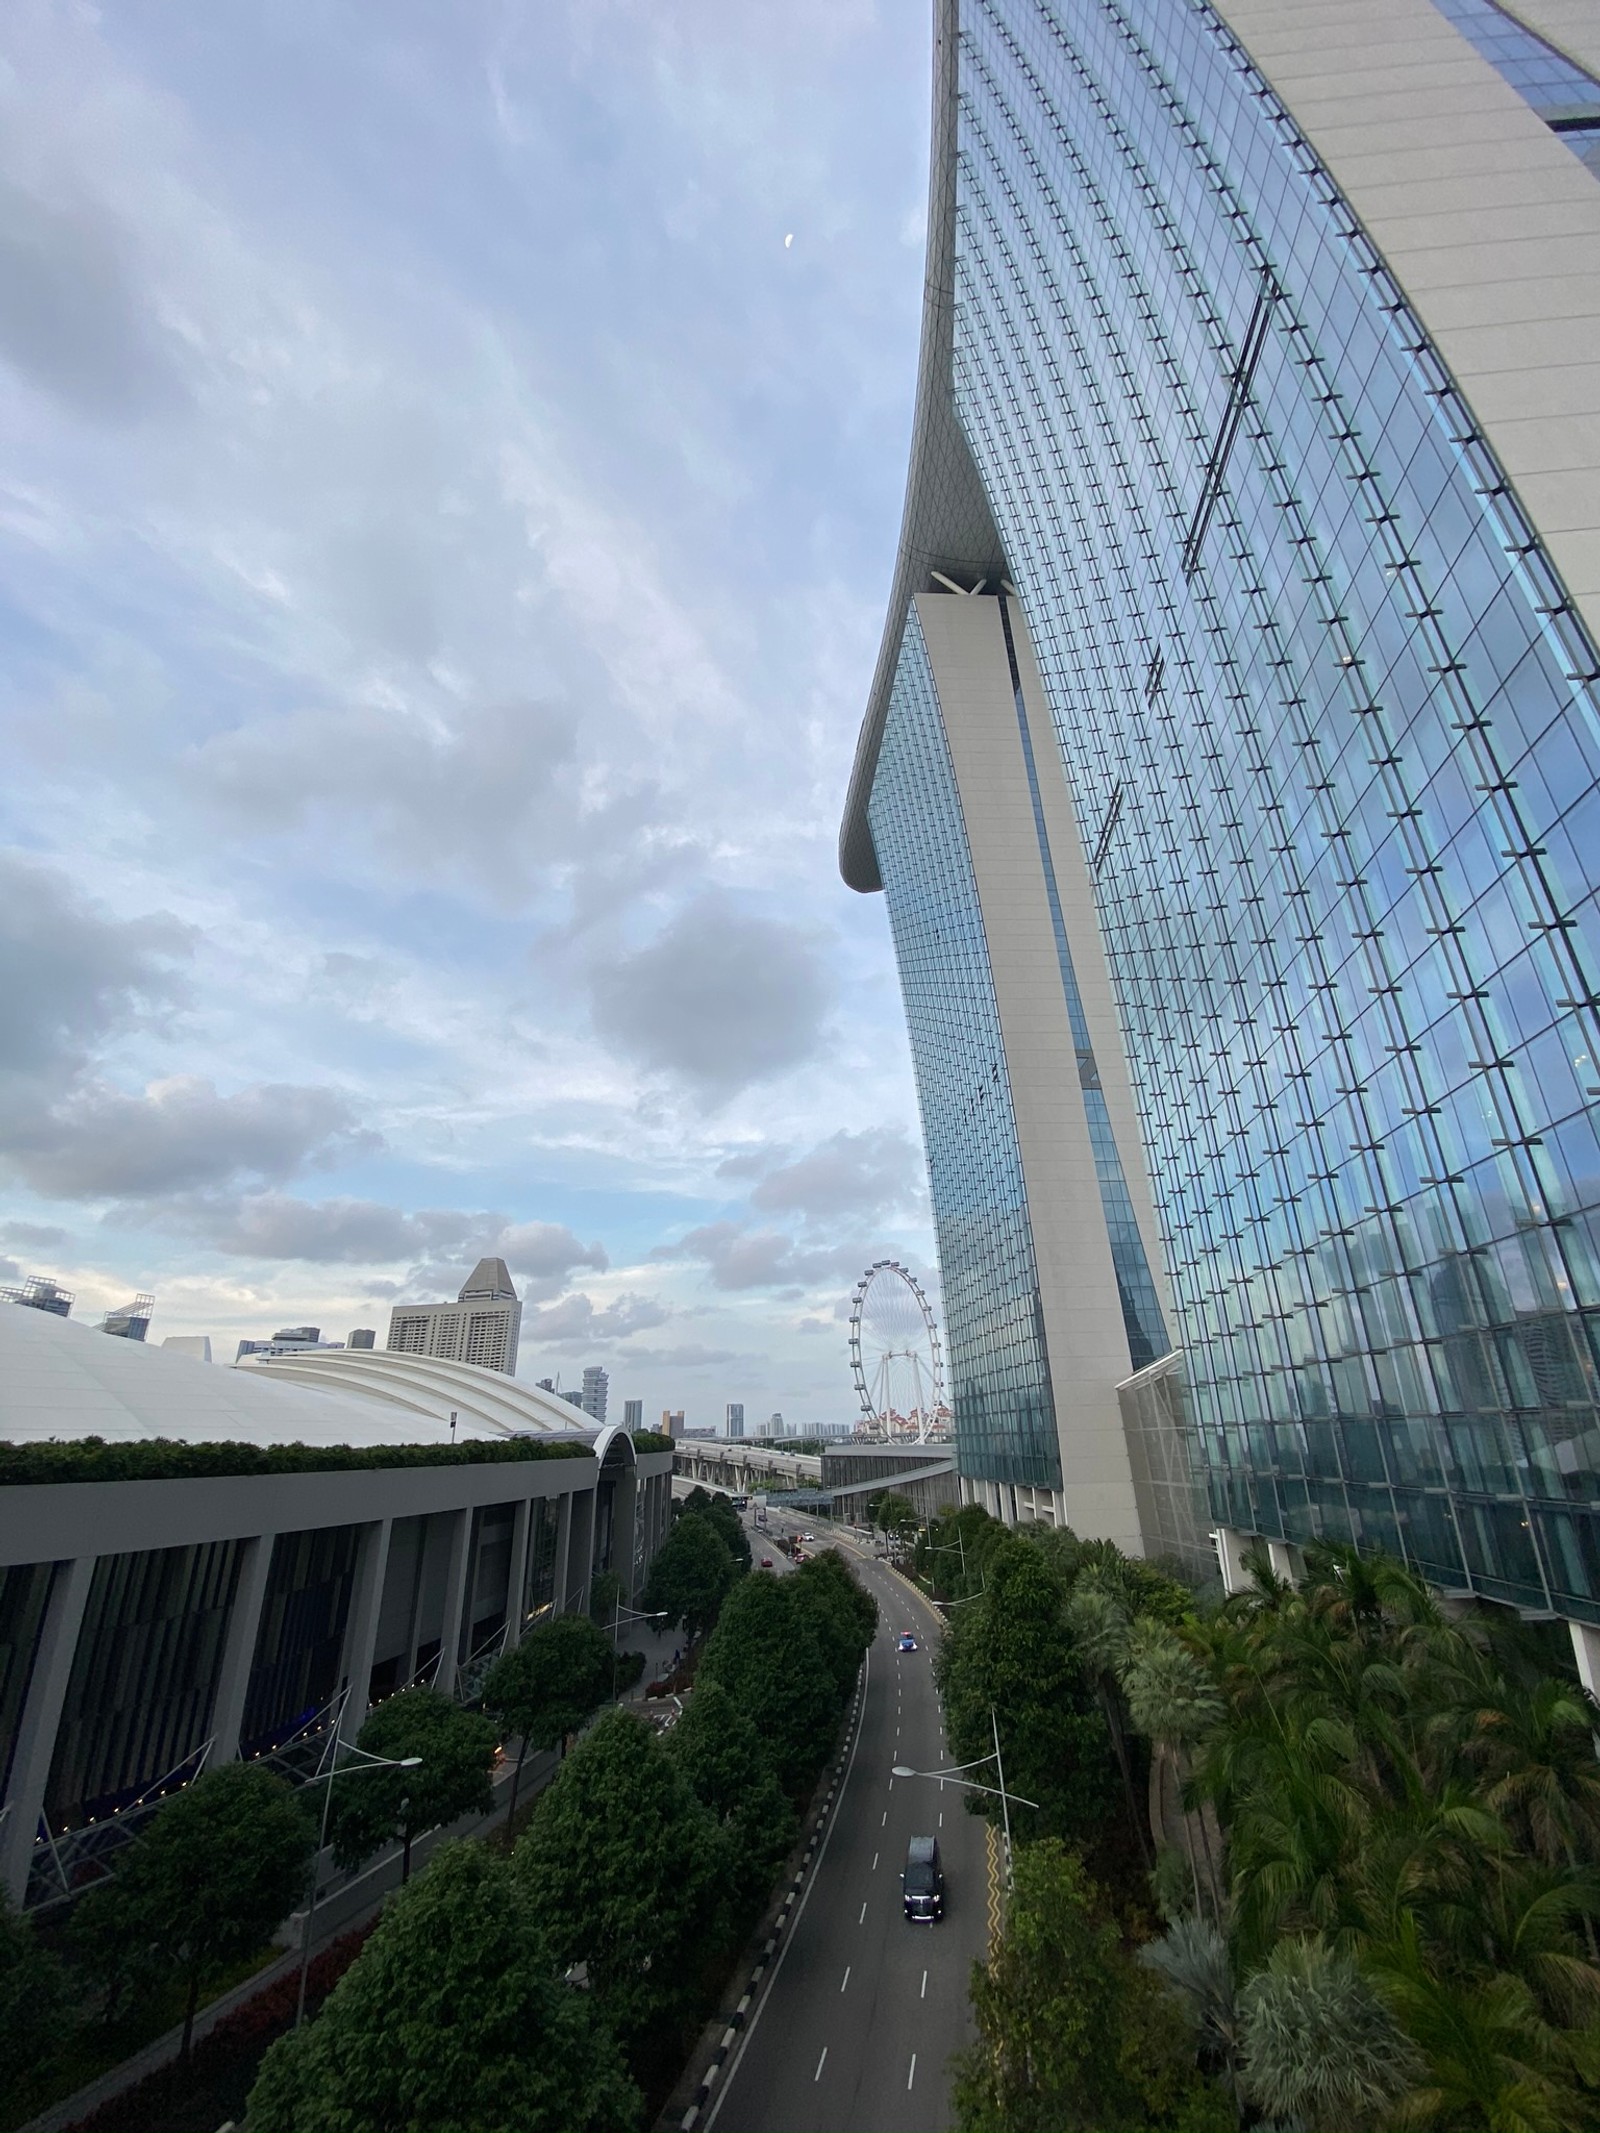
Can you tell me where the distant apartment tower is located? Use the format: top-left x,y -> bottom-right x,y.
581,1366 -> 609,1423
348,1328 -> 376,1350
386,1259 -> 521,1376
663,1409 -> 685,1439
726,1402 -> 745,1440
770,1412 -> 785,1436
623,1399 -> 643,1430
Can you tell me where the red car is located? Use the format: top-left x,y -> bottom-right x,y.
760,1555 -> 773,1568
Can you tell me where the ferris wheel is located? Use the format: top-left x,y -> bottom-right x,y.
848,1260 -> 948,1442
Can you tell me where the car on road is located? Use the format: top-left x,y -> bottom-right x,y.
902,1835 -> 944,1922
760,1556 -> 773,1568
898,1631 -> 918,1653
800,1531 -> 816,1542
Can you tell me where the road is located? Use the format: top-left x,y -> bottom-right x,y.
706,1524 -> 989,2133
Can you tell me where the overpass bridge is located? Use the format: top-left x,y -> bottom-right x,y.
673,1441 -> 822,1499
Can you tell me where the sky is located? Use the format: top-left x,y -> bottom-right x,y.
0,0 -> 941,1429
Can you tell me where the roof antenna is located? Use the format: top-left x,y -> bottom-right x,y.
449,1409 -> 458,1442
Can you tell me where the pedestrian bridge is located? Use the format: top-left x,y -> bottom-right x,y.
673,1441 -> 822,1497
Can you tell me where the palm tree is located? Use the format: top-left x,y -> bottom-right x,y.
1238,1936 -> 1421,2133
1064,1580 -> 1149,1868
1122,1621 -> 1226,1917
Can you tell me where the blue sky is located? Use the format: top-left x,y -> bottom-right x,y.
0,0 -> 939,1426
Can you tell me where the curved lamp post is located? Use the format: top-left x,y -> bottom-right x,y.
610,1602 -> 669,1699
295,1741 -> 421,2027
892,1710 -> 1034,1891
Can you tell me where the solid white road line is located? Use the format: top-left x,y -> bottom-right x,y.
814,2047 -> 828,2083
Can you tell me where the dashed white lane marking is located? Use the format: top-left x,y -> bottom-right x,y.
814,2047 -> 828,2082
921,1968 -> 928,1999
840,1966 -> 850,1992
908,2053 -> 918,2090
859,1901 -> 868,1924
938,1811 -> 943,1827
881,1809 -> 888,1827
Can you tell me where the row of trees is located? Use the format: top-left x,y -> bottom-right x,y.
933,1509 -> 1600,2132
0,1512 -> 732,2120
250,1548 -> 877,2129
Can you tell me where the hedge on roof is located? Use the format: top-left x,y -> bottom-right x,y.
629,1431 -> 673,1455
0,1435 -> 598,1488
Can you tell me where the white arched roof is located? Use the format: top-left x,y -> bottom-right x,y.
236,1346 -> 599,1441
0,1303 -> 514,1449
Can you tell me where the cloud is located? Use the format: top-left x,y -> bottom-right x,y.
617,1342 -> 741,1370
181,1192 -> 608,1287
4,1077 -> 376,1200
748,1126 -> 923,1224
521,1289 -> 671,1350
0,1221 -> 71,1249
0,174 -> 186,422
0,851 -> 193,1080
656,1219 -> 861,1293
588,894 -> 831,1099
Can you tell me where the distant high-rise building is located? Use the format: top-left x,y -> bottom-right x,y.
386,1259 -> 521,1376
623,1398 -> 643,1430
770,1412 -> 785,1436
581,1365 -> 609,1423
348,1328 -> 376,1350
663,1409 -> 685,1439
536,1377 -> 555,1393
0,1275 -> 74,1318
563,1388 -> 586,1409
726,1402 -> 745,1440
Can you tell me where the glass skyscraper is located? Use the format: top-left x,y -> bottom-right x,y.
844,0 -> 1600,1632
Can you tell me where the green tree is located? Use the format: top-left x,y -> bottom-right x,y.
1238,1937 -> 1422,2133
0,1890 -> 75,2091
514,1707 -> 727,2054
936,1539 -> 1117,1847
698,1571 -> 841,1794
481,1613 -> 614,1818
640,1513 -> 736,1640
588,1568 -> 625,1625
676,1488 -> 752,1573
871,1490 -> 919,1542
664,1676 -> 796,1904
248,1841 -> 638,2133
328,1688 -> 497,1883
74,1762 -> 313,2058
952,1840 -> 1223,2132
790,1549 -> 877,1699
1121,1620 -> 1225,1915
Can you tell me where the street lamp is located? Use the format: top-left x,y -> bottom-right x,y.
892,1711 -> 1034,1892
295,1738 -> 422,2028
609,1599 -> 668,1699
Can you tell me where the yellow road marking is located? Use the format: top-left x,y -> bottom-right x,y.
984,1820 -> 1002,1955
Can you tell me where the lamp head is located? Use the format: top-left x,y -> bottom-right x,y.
891,1765 -> 915,1777
398,1757 -> 422,1768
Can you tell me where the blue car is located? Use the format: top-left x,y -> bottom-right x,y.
898,1632 -> 918,1653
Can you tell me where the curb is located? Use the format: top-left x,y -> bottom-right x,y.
676,1674 -> 864,2133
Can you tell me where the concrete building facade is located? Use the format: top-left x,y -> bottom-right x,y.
845,0 -> 1600,1616
387,1259 -> 522,1377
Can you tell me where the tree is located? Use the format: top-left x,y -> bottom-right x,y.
1121,1621 -> 1225,1916
790,1549 -> 877,1698
480,1614 -> 614,1819
588,1569 -> 625,1626
640,1514 -> 736,1640
698,1571 -> 841,1794
1238,1937 -> 1422,2133
0,1891 -> 75,2091
952,1839 -> 1224,2131
248,1841 -> 638,2133
936,1539 -> 1117,1847
73,1762 -> 313,2059
514,1707 -> 728,2054
664,1676 -> 795,1904
677,1488 -> 752,1574
871,1490 -> 919,1543
327,1688 -> 497,1883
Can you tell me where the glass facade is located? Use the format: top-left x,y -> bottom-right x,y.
875,0 -> 1600,1612
869,606 -> 1063,1487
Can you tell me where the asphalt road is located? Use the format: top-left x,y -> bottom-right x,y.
705,1527 -> 989,2133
